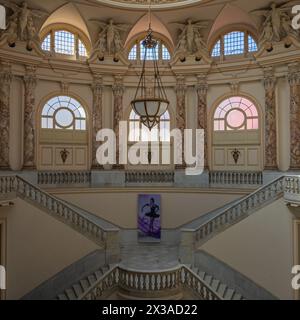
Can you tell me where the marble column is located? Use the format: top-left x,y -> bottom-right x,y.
23,66 -> 37,168
91,74 -> 103,168
0,63 -> 12,168
175,76 -> 186,168
263,68 -> 277,170
288,64 -> 300,169
112,76 -> 124,168
195,75 -> 208,169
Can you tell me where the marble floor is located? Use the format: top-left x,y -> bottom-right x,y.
120,243 -> 179,270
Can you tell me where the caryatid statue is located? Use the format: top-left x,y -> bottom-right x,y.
171,19 -> 210,61
251,1 -> 300,50
90,18 -> 131,60
0,1 -> 48,48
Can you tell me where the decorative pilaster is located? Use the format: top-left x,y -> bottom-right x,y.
0,63 -> 12,168
263,68 -> 277,169
288,64 -> 300,169
23,66 -> 37,168
195,74 -> 208,169
112,76 -> 124,168
91,74 -> 103,168
175,76 -> 186,168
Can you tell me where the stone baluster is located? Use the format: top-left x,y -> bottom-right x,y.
288,64 -> 300,169
91,74 -> 103,168
175,76 -> 186,168
23,66 -> 37,168
0,62 -> 12,168
263,68 -> 277,169
195,74 -> 208,168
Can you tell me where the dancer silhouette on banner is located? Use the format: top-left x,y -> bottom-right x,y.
141,198 -> 160,235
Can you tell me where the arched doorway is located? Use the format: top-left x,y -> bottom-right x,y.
210,96 -> 263,171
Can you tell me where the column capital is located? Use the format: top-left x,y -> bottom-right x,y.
91,74 -> 103,95
23,65 -> 37,88
195,74 -> 208,95
263,68 -> 276,91
112,75 -> 124,97
175,76 -> 186,95
288,63 -> 300,86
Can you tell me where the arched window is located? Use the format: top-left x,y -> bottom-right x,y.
41,96 -> 86,131
213,97 -> 259,131
211,30 -> 257,58
128,38 -> 171,61
41,27 -> 89,59
129,109 -> 170,142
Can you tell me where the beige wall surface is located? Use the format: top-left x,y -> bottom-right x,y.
202,199 -> 295,300
55,190 -> 244,229
0,198 -> 98,300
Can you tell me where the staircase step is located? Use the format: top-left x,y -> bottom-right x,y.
101,265 -> 109,273
203,274 -> 213,286
211,279 -> 220,292
198,271 -> 206,280
232,293 -> 243,300
87,275 -> 97,285
65,288 -> 77,300
94,270 -> 103,280
80,279 -> 90,291
224,288 -> 235,300
192,267 -> 199,274
73,284 -> 84,297
57,293 -> 68,300
216,283 -> 227,297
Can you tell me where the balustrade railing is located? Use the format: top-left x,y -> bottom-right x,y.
125,171 -> 174,184
284,175 -> 300,205
181,176 -> 284,254
80,265 -> 221,300
0,175 -> 119,250
38,171 -> 91,185
209,171 -> 263,187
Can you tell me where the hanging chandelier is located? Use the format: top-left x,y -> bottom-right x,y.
131,5 -> 169,130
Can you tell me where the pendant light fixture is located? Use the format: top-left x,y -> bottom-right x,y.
131,0 -> 169,131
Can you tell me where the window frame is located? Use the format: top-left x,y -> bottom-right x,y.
41,95 -> 87,131
40,24 -> 91,60
128,109 -> 171,143
127,32 -> 172,63
213,96 -> 260,132
210,27 -> 258,61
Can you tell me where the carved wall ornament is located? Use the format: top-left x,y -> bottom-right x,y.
91,74 -> 103,167
251,2 -> 300,51
0,63 -> 12,168
23,65 -> 37,168
288,64 -> 300,169
195,74 -> 208,168
172,19 -> 211,62
0,1 -> 48,50
263,68 -> 277,169
231,149 -> 241,164
60,148 -> 70,164
90,18 -> 131,60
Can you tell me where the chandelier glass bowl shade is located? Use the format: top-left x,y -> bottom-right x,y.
131,28 -> 169,130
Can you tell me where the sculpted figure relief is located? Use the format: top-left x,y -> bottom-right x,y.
0,1 -> 47,48
91,18 -> 130,59
172,19 -> 210,60
251,1 -> 299,50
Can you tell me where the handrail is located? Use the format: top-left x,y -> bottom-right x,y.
182,176 -> 284,248
0,175 -> 119,248
79,264 -> 222,300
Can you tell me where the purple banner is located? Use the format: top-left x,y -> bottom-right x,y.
138,194 -> 161,242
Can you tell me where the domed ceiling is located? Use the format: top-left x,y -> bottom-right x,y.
93,0 -> 213,10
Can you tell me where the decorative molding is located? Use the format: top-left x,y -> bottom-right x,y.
91,74 -> 103,167
23,65 -> 37,168
288,63 -> 300,169
0,62 -> 12,168
263,68 -> 277,169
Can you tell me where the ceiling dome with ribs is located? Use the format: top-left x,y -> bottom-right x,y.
93,0 -> 213,10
